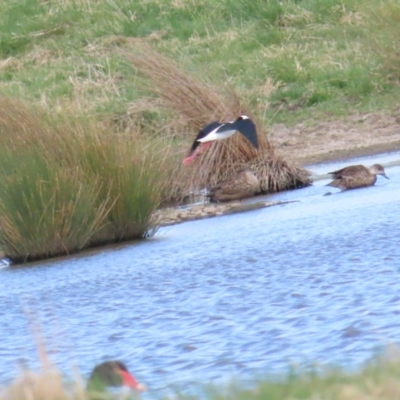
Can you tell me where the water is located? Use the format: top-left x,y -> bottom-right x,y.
1,153 -> 400,393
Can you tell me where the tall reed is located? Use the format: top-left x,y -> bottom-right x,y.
0,97 -> 167,262
121,44 -> 311,198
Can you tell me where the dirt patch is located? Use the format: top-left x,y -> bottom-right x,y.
270,108 -> 400,165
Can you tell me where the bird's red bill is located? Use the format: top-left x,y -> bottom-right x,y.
120,370 -> 147,392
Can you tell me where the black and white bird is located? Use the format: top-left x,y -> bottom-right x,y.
183,115 -> 259,165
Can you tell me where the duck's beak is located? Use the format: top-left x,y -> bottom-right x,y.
119,370 -> 147,392
383,173 -> 389,179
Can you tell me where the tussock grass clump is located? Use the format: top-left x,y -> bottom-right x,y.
122,44 -> 311,196
0,97 -> 167,262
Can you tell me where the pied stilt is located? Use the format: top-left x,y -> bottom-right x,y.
182,115 -> 259,165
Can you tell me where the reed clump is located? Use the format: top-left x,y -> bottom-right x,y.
0,97 -> 168,262
121,44 -> 311,198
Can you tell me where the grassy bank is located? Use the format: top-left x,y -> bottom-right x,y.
0,98 -> 171,262
0,0 -> 399,126
3,354 -> 400,400
1,0 -> 400,260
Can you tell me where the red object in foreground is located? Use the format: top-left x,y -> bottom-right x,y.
119,369 -> 147,392
88,361 -> 147,392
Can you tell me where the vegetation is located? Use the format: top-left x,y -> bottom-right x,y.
0,0 -> 399,124
3,353 -> 400,400
122,44 -> 311,195
0,0 -> 400,260
0,98 -> 170,262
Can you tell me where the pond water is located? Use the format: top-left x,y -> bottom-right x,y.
1,153 -> 400,394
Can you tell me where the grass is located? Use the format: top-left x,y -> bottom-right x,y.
0,0 -> 400,260
0,98 -> 170,262
121,43 -> 311,194
3,352 -> 400,400
0,0 -> 399,126
365,1 -> 400,81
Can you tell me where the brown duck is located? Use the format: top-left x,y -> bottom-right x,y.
207,168 -> 260,202
326,163 -> 389,191
87,361 -> 146,392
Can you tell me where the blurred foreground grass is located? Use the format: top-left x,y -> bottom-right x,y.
3,352 -> 400,400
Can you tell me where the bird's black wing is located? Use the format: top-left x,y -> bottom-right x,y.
189,121 -> 221,154
217,118 -> 259,149
235,118 -> 259,149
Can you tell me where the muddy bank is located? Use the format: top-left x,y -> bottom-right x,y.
152,199 -> 297,227
271,109 -> 400,165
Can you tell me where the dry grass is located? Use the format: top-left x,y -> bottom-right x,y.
1,369 -> 86,400
121,44 -> 311,197
0,323 -> 87,400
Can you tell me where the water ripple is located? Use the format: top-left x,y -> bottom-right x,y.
0,164 -> 400,393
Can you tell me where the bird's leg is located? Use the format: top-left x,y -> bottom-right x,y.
182,141 -> 213,165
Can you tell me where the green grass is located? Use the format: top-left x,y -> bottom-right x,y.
0,0 -> 400,260
0,0 -> 400,127
0,98 -> 169,262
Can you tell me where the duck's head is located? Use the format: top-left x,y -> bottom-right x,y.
88,361 -> 146,392
369,164 -> 389,179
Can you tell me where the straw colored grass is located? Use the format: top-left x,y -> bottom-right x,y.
1,369 -> 87,400
121,44 -> 311,196
0,97 -> 168,262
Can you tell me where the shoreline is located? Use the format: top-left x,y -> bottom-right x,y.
4,144 -> 394,264
3,110 -> 400,262
152,200 -> 300,227
156,108 -> 400,227
154,145 -> 399,227
300,140 -> 400,167
1,146 -> 396,264
271,108 -> 400,166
